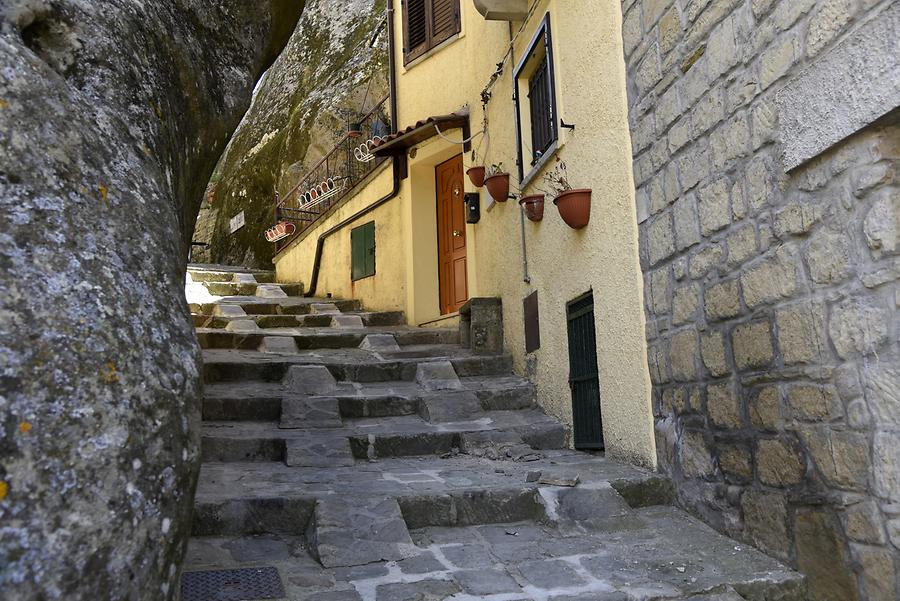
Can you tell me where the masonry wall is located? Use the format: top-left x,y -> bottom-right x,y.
620,0 -> 899,600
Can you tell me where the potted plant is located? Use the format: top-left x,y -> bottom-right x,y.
484,163 -> 510,202
518,194 -> 544,222
540,160 -> 591,229
347,122 -> 363,138
466,165 -> 486,187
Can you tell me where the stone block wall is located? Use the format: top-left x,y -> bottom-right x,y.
620,0 -> 899,599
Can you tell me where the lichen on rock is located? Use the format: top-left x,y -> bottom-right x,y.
195,0 -> 388,268
0,1 -> 301,599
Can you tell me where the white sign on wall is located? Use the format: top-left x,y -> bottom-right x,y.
229,211 -> 246,234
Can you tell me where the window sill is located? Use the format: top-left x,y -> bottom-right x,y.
519,140 -> 560,190
402,33 -> 462,71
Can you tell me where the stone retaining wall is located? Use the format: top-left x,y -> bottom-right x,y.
620,0 -> 899,599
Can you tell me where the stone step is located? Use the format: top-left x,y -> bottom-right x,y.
201,349 -> 514,384
200,411 -> 567,463
187,264 -> 277,284
197,281 -> 305,297
192,311 -> 406,330
194,327 -> 456,351
191,452 -> 676,537
189,298 -> 364,316
306,496 -> 418,568
201,377 -> 535,422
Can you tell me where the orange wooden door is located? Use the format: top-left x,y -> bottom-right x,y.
436,155 -> 468,314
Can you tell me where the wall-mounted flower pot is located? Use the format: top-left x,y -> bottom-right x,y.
347,123 -> 363,138
553,188 -> 592,229
519,194 -> 544,222
466,166 -> 486,187
484,172 -> 510,202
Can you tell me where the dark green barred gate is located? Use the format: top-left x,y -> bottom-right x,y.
566,291 -> 604,450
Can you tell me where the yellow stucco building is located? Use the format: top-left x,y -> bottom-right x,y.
273,0 -> 656,468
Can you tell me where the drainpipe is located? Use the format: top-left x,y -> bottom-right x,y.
509,22 -> 531,285
304,1 -> 401,298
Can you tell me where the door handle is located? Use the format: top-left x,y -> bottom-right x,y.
452,230 -> 463,237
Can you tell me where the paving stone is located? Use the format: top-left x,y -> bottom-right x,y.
308,496 -> 417,568
311,303 -> 340,314
259,336 -> 299,354
281,397 -> 342,429
256,284 -> 289,298
416,360 -> 463,391
553,487 -> 633,525
359,334 -> 401,352
225,319 -> 262,333
518,558 -> 588,589
454,568 -> 522,595
285,435 -> 354,468
222,536 -> 290,562
396,550 -> 445,574
332,315 -> 364,328
232,273 -> 258,284
374,579 -> 461,601
214,304 -> 248,317
282,365 -> 337,395
418,391 -> 484,423
440,544 -> 494,569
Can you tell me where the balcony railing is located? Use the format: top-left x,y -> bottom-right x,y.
271,95 -> 391,252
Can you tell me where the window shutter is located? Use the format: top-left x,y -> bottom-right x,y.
431,0 -> 460,46
403,0 -> 429,63
351,221 -> 376,280
364,223 -> 376,277
351,226 -> 364,281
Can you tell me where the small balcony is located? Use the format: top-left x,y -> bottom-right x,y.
473,0 -> 529,21
272,96 -> 391,252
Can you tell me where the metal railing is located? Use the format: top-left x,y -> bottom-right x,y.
272,96 -> 392,252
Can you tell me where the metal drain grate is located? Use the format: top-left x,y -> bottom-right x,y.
181,567 -> 285,601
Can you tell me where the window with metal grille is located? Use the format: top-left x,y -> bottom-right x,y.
351,221 -> 376,281
528,59 -> 556,162
513,14 -> 558,180
402,0 -> 461,65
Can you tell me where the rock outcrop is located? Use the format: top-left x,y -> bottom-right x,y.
0,1 -> 301,599
194,0 -> 388,268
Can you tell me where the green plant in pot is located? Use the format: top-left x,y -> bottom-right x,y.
484,163 -> 510,202
541,159 -> 591,229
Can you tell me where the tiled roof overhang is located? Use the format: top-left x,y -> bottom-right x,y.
372,113 -> 470,156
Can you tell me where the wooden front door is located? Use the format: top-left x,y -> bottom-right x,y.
436,155 -> 468,314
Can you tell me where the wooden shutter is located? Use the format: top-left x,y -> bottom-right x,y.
351,221 -> 376,281
431,0 -> 460,46
402,0 -> 429,63
402,0 -> 460,65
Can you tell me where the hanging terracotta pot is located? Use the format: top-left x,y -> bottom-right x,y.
466,166 -> 486,187
518,194 -> 544,222
484,172 -> 510,202
347,123 -> 363,138
553,189 -> 592,229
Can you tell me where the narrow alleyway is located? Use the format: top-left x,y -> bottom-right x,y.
182,265 -> 804,601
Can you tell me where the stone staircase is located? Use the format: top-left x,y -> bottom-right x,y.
183,265 -> 806,601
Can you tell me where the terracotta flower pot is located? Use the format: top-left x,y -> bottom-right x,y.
553,188 -> 592,229
484,172 -> 510,202
466,166 -> 486,187
518,194 -> 544,222
347,123 -> 363,138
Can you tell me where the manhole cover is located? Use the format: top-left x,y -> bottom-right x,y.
181,567 -> 285,601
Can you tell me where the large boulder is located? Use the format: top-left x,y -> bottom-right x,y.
194,0 -> 388,268
0,1 -> 301,599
